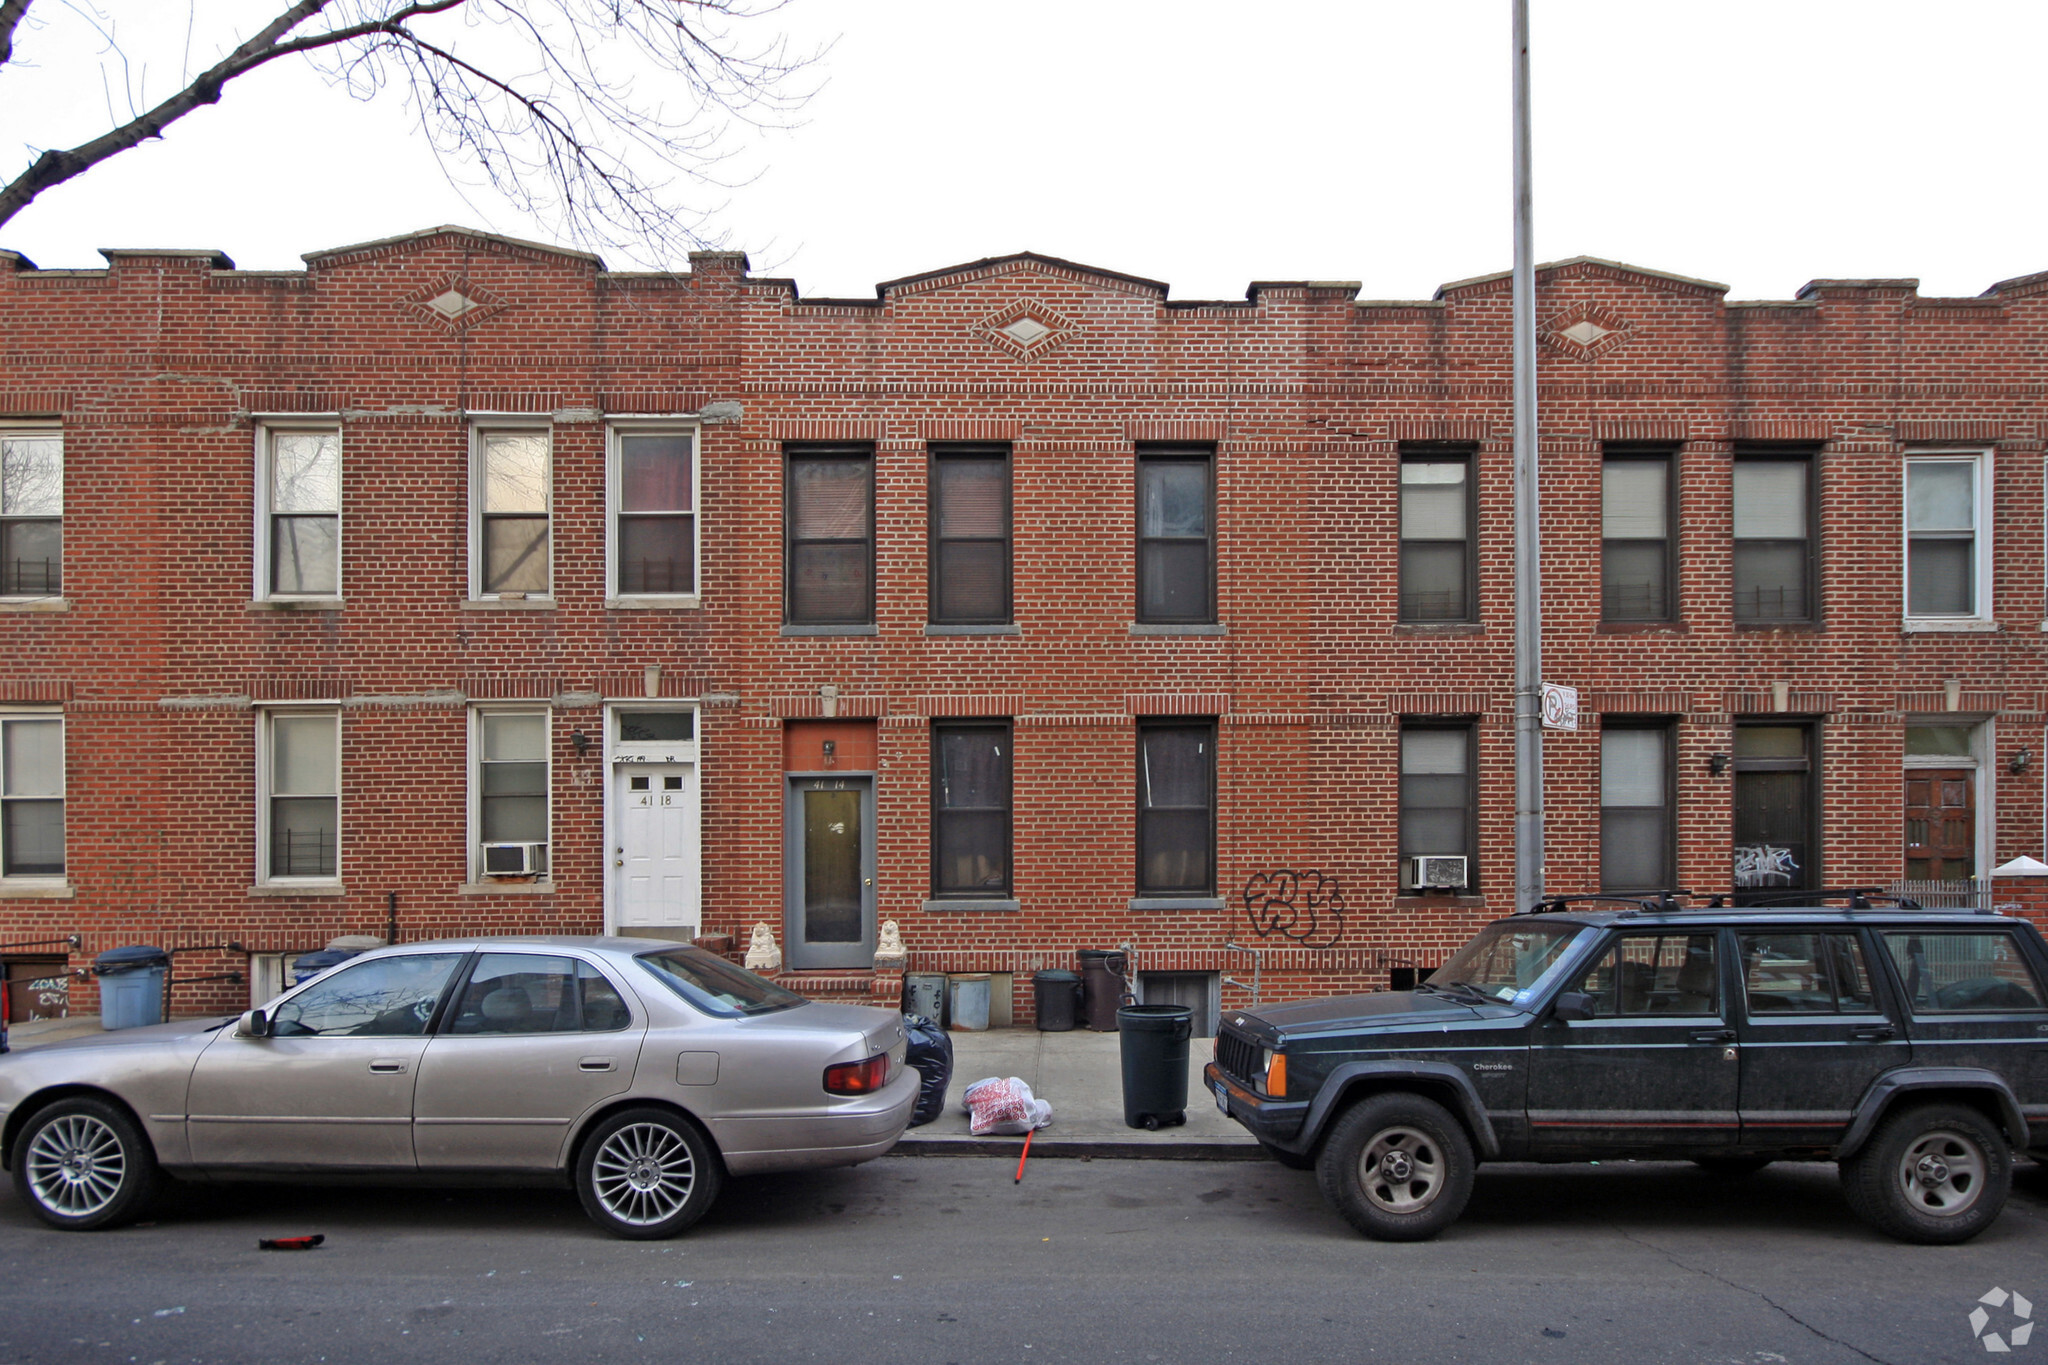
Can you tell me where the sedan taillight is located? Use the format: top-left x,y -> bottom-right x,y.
824,1053 -> 890,1095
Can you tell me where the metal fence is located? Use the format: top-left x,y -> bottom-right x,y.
1887,878 -> 1995,910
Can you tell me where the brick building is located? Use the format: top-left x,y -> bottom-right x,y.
0,227 -> 2042,1026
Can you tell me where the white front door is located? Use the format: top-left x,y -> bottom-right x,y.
614,764 -> 699,932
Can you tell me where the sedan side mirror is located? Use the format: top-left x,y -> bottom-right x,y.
236,1008 -> 270,1038
1551,992 -> 1595,1022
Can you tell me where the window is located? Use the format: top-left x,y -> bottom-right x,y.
1600,724 -> 1671,891
1601,452 -> 1672,621
1399,723 -> 1473,892
0,430 -> 61,597
1905,453 -> 1989,621
1136,449 -> 1213,623
261,710 -> 339,881
785,446 -> 873,624
931,722 -> 1011,896
1137,721 -> 1214,895
258,426 -> 340,598
473,428 -> 551,598
0,716 -> 62,878
1732,723 -> 1816,900
270,953 -> 464,1037
1576,934 -> 1719,1017
475,710 -> 549,878
1733,457 -> 1812,622
1399,453 -> 1472,622
929,446 -> 1010,624
445,954 -> 631,1034
1740,933 -> 1877,1014
1883,931 -> 2045,1012
610,426 -> 697,597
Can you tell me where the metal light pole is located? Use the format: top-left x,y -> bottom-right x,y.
1511,0 -> 1545,913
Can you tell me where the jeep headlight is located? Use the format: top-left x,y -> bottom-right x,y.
1262,1049 -> 1287,1098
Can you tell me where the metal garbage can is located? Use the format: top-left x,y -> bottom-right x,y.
290,947 -> 360,985
904,971 -> 947,1024
1116,1003 -> 1193,1129
946,973 -> 992,1031
1078,949 -> 1129,1031
1032,969 -> 1080,1031
94,946 -> 169,1030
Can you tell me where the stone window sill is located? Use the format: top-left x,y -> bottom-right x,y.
925,624 -> 1021,637
1734,619 -> 1820,632
459,879 -> 559,895
1129,896 -> 1226,911
248,882 -> 346,897
1394,893 -> 1488,907
923,898 -> 1020,913
249,598 -> 344,612
0,881 -> 74,898
1129,623 -> 1227,637
607,596 -> 701,610
1903,618 -> 1998,634
781,624 -> 878,637
1394,622 -> 1483,635
1595,621 -> 1688,634
464,598 -> 556,611
0,598 -> 70,613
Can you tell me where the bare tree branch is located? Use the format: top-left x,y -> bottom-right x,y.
0,0 -> 34,69
0,0 -> 820,262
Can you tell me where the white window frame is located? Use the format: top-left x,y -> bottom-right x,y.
255,704 -> 343,888
468,706 -> 552,885
252,419 -> 343,604
0,421 -> 64,602
468,420 -> 555,603
605,419 -> 702,608
0,709 -> 65,887
1902,717 -> 1994,882
1903,449 -> 1994,631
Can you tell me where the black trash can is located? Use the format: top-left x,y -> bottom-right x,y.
1032,970 -> 1080,1031
1078,950 -> 1129,1031
1116,1003 -> 1193,1130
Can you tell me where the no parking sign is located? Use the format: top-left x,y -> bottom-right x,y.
1540,683 -> 1578,731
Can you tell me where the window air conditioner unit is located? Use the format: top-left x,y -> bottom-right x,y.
1411,855 -> 1468,890
482,841 -> 546,876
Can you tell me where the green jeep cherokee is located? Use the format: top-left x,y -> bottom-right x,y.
1206,892 -> 2048,1244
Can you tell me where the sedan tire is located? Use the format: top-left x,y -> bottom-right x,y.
1840,1102 -> 2010,1244
1317,1092 -> 1475,1242
12,1096 -> 162,1231
575,1107 -> 724,1240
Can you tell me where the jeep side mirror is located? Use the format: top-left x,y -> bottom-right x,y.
1552,992 -> 1595,1022
236,1008 -> 270,1038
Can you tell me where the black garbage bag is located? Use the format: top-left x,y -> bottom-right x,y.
903,1013 -> 953,1128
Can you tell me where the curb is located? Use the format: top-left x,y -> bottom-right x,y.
894,1136 -> 1265,1161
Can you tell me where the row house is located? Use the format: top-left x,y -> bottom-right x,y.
0,228 -> 2043,1027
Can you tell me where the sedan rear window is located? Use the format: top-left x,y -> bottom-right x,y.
636,947 -> 806,1017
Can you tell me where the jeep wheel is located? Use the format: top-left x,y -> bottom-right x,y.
1840,1102 -> 2010,1245
1259,1140 -> 1316,1171
1317,1093 -> 1475,1241
1693,1156 -> 1773,1177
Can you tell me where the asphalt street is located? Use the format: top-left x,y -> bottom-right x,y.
0,1156 -> 2043,1365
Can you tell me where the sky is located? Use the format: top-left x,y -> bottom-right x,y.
1,1 -> 2044,302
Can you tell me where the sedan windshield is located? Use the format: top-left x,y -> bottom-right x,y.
636,947 -> 807,1018
1429,922 -> 1585,1007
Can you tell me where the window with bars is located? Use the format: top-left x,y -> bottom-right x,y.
1399,723 -> 1473,892
475,429 -> 551,598
1399,454 -> 1472,622
1137,721 -> 1214,895
1136,450 -> 1214,623
1733,457 -> 1813,622
1906,454 -> 1988,620
263,711 -> 338,881
1600,723 -> 1672,892
931,721 -> 1011,896
1,716 -> 63,878
476,710 -> 549,878
0,432 -> 61,597
612,428 -> 697,596
786,446 -> 874,624
261,427 -> 340,598
929,447 -> 1010,624
1601,453 -> 1671,621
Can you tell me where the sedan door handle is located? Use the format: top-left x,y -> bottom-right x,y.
368,1059 -> 409,1074
579,1057 -> 617,1073
1850,1026 -> 1896,1042
1689,1029 -> 1736,1044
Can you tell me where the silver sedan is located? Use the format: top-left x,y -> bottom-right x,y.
0,937 -> 916,1238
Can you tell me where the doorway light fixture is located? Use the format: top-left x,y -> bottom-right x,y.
2012,747 -> 2033,775
1707,752 -> 1731,776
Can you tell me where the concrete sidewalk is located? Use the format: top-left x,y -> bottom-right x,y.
5,1017 -> 1262,1159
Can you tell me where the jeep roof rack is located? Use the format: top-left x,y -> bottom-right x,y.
1521,891 -> 1693,916
1697,887 -> 1930,912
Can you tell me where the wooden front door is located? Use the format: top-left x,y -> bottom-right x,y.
1904,769 -> 1974,881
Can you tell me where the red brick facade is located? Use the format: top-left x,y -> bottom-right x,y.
1,228 -> 2043,1021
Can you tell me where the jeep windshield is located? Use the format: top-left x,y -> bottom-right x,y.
1424,921 -> 1586,1008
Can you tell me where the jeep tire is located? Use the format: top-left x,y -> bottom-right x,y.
1317,1092 -> 1475,1241
1839,1101 -> 2010,1244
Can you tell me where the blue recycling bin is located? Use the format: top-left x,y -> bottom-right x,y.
94,946 -> 168,1030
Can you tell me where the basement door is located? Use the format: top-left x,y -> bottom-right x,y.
784,776 -> 875,970
614,765 -> 700,935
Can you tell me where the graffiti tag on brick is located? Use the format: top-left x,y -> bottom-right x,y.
1243,869 -> 1346,948
1733,844 -> 1799,888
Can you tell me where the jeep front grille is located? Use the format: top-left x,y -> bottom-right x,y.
1215,1028 -> 1262,1087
